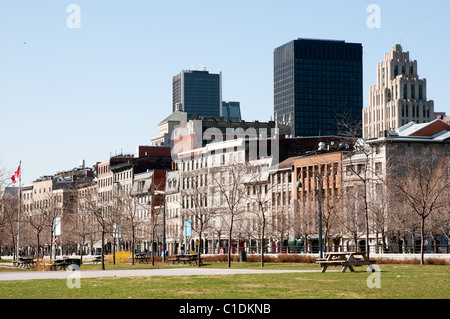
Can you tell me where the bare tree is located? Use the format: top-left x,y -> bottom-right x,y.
390,147 -> 450,264
83,188 -> 111,270
294,199 -> 316,253
338,113 -> 386,258
243,160 -> 272,267
341,185 -> 366,251
181,169 -> 214,267
124,180 -> 155,265
210,158 -> 246,268
369,183 -> 393,253
146,177 -> 166,266
0,192 -> 19,259
321,190 -> 343,253
26,203 -> 51,258
75,182 -> 99,263
33,190 -> 66,260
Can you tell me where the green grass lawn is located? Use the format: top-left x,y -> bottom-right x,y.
0,262 -> 448,299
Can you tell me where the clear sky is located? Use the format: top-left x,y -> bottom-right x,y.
1,0 -> 449,185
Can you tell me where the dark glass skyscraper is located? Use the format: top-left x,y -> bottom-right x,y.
172,70 -> 222,119
274,38 -> 363,137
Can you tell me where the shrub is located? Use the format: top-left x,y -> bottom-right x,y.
202,253 -> 318,264
106,251 -> 132,263
34,258 -> 51,271
276,254 -> 317,263
377,257 -> 450,265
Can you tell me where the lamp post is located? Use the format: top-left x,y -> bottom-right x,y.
295,169 -> 323,259
155,190 -> 166,262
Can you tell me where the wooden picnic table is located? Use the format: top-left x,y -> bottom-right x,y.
49,259 -> 71,271
49,257 -> 81,271
168,254 -> 201,266
92,255 -> 102,263
135,254 -> 151,264
316,251 -> 377,273
13,257 -> 36,269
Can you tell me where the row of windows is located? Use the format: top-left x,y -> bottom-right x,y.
98,165 -> 110,175
401,103 -> 431,118
345,163 -> 382,176
32,187 -> 52,195
296,58 -> 362,67
296,64 -> 361,72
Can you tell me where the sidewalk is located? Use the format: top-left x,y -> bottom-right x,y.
0,267 -> 321,281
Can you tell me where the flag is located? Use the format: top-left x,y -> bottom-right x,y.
11,164 -> 20,184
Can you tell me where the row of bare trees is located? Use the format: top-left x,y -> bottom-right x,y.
295,144 -> 450,265
1,140 -> 448,268
0,176 -> 168,270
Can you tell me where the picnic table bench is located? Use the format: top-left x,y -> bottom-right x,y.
92,256 -> 102,264
135,254 -> 151,264
13,257 -> 36,269
316,252 -> 378,273
49,257 -> 81,271
49,259 -> 71,271
168,254 -> 201,266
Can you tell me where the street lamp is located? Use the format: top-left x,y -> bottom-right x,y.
155,190 -> 166,262
296,169 -> 323,259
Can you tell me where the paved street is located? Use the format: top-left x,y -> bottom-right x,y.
0,267 -> 321,281
0,267 -> 320,281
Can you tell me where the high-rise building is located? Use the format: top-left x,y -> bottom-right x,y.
363,44 -> 436,138
221,101 -> 241,120
274,38 -> 363,137
172,70 -> 222,119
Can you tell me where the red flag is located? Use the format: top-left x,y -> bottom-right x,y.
11,165 -> 20,184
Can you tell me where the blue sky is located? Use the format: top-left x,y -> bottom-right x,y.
1,0 -> 449,185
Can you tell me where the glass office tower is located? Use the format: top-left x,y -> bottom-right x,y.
274,38 -> 363,137
172,70 -> 222,119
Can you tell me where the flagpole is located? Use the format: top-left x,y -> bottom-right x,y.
16,161 -> 22,260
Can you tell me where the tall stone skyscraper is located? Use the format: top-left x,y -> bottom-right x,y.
363,44 -> 435,138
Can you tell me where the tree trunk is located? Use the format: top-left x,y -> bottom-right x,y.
101,230 -> 105,270
420,216 -> 425,265
198,232 -> 202,267
132,231 -> 135,265
261,226 -> 265,268
227,220 -> 233,268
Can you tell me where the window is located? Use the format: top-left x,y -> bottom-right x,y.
357,164 -> 365,175
346,165 -> 353,176
375,162 -> 382,175
333,163 -> 338,175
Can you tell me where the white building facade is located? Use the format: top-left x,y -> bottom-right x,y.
363,44 -> 435,138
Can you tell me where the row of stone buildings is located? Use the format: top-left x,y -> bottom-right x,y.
2,115 -> 448,258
